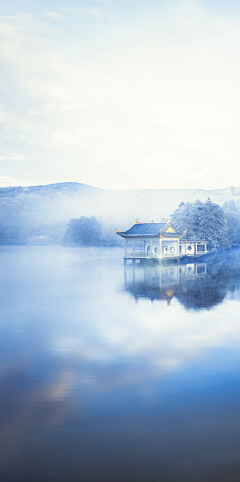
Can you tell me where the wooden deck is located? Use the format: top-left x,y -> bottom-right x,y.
124,252 -> 207,261
124,253 -> 183,260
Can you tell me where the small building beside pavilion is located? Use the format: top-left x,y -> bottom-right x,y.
116,219 -> 207,260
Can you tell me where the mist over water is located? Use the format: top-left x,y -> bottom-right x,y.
1,182 -> 240,246
1,246 -> 240,481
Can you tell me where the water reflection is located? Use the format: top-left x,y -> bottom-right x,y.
124,251 -> 240,310
124,261 -> 207,306
1,247 -> 240,481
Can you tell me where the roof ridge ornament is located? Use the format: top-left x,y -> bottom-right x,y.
115,228 -> 119,232
167,217 -> 171,223
135,218 -> 139,224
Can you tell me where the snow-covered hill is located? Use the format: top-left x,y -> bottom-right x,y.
1,182 -> 240,244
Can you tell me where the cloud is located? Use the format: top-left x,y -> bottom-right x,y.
0,153 -> 26,161
0,175 -> 32,186
88,7 -> 102,16
44,11 -> 63,19
0,2 -> 240,188
51,293 -> 240,382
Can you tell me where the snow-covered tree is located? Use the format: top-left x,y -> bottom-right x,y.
63,216 -> 101,246
224,210 -> 240,245
172,198 -> 232,251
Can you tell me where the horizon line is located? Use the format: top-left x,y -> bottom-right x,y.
0,182 -> 238,192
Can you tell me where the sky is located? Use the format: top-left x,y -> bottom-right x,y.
1,0 -> 240,190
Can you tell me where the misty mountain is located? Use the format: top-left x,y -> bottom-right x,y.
0,182 -> 103,199
1,182 -> 240,245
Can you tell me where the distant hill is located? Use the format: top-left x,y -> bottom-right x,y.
0,182 -> 240,245
0,182 -> 103,198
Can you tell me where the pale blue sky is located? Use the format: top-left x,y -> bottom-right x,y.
1,0 -> 240,189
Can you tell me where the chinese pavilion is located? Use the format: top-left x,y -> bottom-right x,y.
116,219 -> 207,260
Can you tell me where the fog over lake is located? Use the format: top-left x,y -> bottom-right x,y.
0,246 -> 240,481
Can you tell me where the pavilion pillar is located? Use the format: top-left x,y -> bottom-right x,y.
144,240 -> 147,255
133,239 -> 135,257
124,262 -> 127,283
125,239 -> 127,256
150,238 -> 153,255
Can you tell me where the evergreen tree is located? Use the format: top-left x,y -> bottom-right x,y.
223,199 -> 238,212
222,199 -> 240,245
224,210 -> 240,245
172,198 -> 231,251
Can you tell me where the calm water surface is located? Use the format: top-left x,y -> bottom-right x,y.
1,246 -> 240,482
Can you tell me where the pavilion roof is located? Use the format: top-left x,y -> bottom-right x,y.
117,221 -> 183,237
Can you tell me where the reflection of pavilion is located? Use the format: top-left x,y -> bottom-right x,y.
124,261 -> 207,304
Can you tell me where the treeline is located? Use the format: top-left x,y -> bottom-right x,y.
222,200 -> 240,245
63,216 -> 121,247
171,198 -> 231,251
171,198 -> 240,251
63,199 -> 240,249
63,217 -> 101,246
0,222 -> 66,245
1,193 -> 240,249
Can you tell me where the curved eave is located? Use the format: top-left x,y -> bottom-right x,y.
117,232 -> 161,238
117,231 -> 184,238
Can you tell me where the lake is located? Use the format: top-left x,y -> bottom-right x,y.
1,246 -> 240,482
